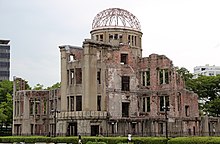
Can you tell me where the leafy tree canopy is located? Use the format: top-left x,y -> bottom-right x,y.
46,82 -> 61,90
33,83 -> 44,90
0,80 -> 13,125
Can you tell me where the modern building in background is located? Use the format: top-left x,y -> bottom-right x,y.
0,39 -> 10,81
12,8 -> 219,137
193,64 -> 220,78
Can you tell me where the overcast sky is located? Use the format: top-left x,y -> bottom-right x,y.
1,0 -> 220,87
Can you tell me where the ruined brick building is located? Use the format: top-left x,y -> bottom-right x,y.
13,8 -> 219,136
58,8 -> 200,136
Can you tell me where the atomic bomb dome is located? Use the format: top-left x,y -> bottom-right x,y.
92,8 -> 141,32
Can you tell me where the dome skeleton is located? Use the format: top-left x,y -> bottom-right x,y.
92,8 -> 141,31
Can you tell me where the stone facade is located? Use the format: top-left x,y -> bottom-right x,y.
12,77 -> 61,136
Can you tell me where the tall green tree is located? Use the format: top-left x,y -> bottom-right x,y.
0,80 -> 13,125
187,75 -> 220,116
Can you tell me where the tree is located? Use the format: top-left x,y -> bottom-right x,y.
33,83 -> 44,90
186,75 -> 220,116
46,82 -> 61,90
0,80 -> 13,103
0,93 -> 13,125
175,67 -> 193,90
0,80 -> 13,125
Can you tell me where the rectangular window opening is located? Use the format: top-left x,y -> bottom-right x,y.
159,69 -> 169,84
97,69 -> 101,84
119,34 -> 123,43
76,96 -> 82,111
67,97 -> 69,111
128,35 -> 131,44
160,96 -> 169,111
70,96 -> 74,111
76,68 -> 82,84
96,35 -> 99,41
142,97 -> 145,112
100,34 -> 103,41
114,34 -> 118,39
97,95 -> 101,111
142,71 -> 150,86
109,34 -> 113,42
185,105 -> 189,117
70,70 -> 74,84
121,53 -> 128,64
122,102 -> 129,117
69,54 -> 76,61
147,97 -> 151,112
121,76 -> 130,91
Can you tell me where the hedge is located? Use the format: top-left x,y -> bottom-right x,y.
0,136 -> 167,144
168,137 -> 220,144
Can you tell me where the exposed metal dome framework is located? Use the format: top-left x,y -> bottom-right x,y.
92,8 -> 141,31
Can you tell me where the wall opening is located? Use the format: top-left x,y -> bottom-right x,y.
76,96 -> 82,111
185,105 -> 189,117
76,68 -> 82,84
160,96 -> 169,111
122,102 -> 129,117
141,71 -> 150,86
159,69 -> 169,84
70,96 -> 74,111
97,95 -> 101,111
67,122 -> 77,136
121,76 -> 130,91
97,69 -> 101,84
120,53 -> 128,64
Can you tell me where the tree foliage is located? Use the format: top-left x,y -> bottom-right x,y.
33,83 -> 44,90
0,80 -> 13,125
46,82 -> 61,90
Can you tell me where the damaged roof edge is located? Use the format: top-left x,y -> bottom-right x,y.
59,45 -> 83,50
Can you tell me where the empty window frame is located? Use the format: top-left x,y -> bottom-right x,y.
70,69 -> 74,84
76,68 -> 82,84
100,34 -> 103,41
97,69 -> 101,84
29,99 -> 34,115
121,76 -> 130,91
96,35 -> 99,41
97,95 -> 101,111
122,102 -> 129,117
69,54 -> 76,61
141,71 -> 150,86
128,35 -> 131,44
134,36 -> 137,46
160,96 -> 169,111
119,34 -> 123,43
177,92 -> 181,111
114,34 -> 118,39
121,53 -> 128,64
142,97 -> 151,112
35,98 -> 40,114
109,34 -> 113,42
70,96 -> 74,111
43,99 -> 47,114
67,97 -> 69,111
76,96 -> 82,111
131,35 -> 134,46
185,105 -> 189,117
159,69 -> 169,84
